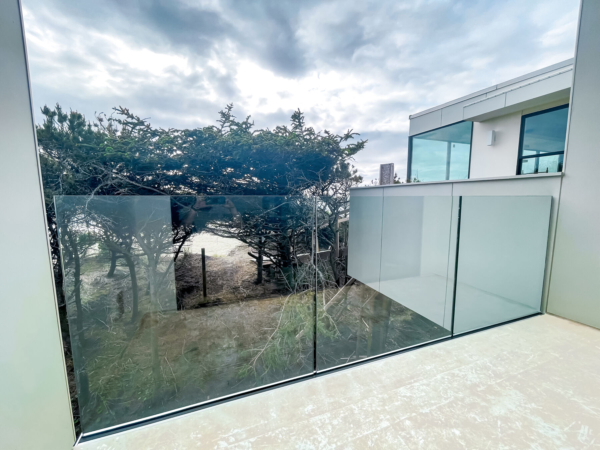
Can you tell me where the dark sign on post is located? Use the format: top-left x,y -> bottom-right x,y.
379,163 -> 394,185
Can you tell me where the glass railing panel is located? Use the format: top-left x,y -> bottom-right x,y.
444,197 -> 461,328
55,195 -> 177,433
453,196 -> 552,334
55,195 -> 316,434
171,195 -> 316,398
55,192 -> 553,432
519,153 -> 564,174
346,188 -> 383,291
316,192 -> 455,371
379,195 -> 455,332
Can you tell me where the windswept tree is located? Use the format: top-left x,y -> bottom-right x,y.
39,104 -> 365,290
37,105 -> 366,430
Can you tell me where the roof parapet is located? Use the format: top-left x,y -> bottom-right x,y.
410,58 -> 574,120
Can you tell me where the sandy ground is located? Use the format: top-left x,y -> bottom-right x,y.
189,231 -> 243,257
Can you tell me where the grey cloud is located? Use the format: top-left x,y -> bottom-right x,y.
35,0 -> 230,57
22,0 -> 579,182
225,2 -> 305,77
354,131 -> 408,182
117,1 -> 230,51
249,109 -> 296,130
29,0 -> 313,77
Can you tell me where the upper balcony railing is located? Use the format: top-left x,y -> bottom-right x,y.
55,183 -> 554,437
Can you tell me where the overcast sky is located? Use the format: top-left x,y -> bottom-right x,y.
22,0 -> 579,182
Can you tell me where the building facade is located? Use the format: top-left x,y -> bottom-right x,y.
407,59 -> 573,182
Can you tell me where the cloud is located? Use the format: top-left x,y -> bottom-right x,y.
22,0 -> 579,182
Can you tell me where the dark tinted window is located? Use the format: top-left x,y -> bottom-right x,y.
518,105 -> 568,175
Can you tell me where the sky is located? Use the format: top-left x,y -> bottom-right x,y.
22,0 -> 579,183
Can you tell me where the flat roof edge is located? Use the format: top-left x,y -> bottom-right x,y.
409,58 -> 574,119
351,172 -> 563,190
464,67 -> 573,108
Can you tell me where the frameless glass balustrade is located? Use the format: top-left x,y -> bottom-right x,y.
55,193 -> 553,435
345,189 -> 383,291
453,196 -> 552,334
56,195 -> 316,434
316,192 -> 456,371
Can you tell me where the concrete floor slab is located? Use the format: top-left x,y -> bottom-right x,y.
76,314 -> 600,449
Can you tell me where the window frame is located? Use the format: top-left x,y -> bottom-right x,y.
407,120 -> 473,182
516,104 -> 569,176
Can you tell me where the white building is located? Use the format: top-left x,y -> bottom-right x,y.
407,59 -> 573,181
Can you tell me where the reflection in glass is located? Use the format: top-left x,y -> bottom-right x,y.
316,282 -> 449,371
346,190 -> 383,291
317,194 -> 454,371
171,195 -> 316,402
379,196 -> 455,330
56,196 -> 177,433
453,196 -> 552,334
55,191 -> 553,433
518,105 -> 568,175
409,121 -> 472,182
56,195 -> 316,434
520,153 -> 564,174
521,106 -> 569,154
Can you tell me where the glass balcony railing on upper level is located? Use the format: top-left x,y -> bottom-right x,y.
56,195 -> 318,433
54,193 -> 552,436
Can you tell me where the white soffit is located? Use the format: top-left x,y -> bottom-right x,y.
409,60 -> 573,136
463,69 -> 572,122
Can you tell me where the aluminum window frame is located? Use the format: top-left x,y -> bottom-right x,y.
516,104 -> 569,176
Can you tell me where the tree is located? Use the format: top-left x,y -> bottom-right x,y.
39,104 -> 366,427
39,103 -> 365,290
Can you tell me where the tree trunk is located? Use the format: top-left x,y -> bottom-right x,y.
66,233 -> 84,339
367,294 -> 392,357
277,237 -> 293,288
106,250 -> 118,277
256,244 -> 263,285
173,232 -> 190,262
65,231 -> 91,407
122,252 -> 139,322
116,291 -> 124,318
201,248 -> 207,299
146,259 -> 161,384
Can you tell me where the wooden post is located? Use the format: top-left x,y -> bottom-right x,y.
201,248 -> 207,299
334,224 -> 340,259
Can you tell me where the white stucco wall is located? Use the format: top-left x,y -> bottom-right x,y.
469,112 -> 522,179
0,1 -> 75,449
469,99 -> 570,179
547,0 -> 600,330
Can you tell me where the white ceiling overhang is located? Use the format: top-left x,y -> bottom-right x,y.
463,69 -> 572,122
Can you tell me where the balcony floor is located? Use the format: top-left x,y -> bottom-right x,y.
76,314 -> 600,449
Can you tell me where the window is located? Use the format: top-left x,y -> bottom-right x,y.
408,121 -> 473,182
517,104 -> 569,175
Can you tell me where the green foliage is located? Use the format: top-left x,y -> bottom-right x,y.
38,104 -> 365,295
236,293 -> 339,381
38,103 -> 365,199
